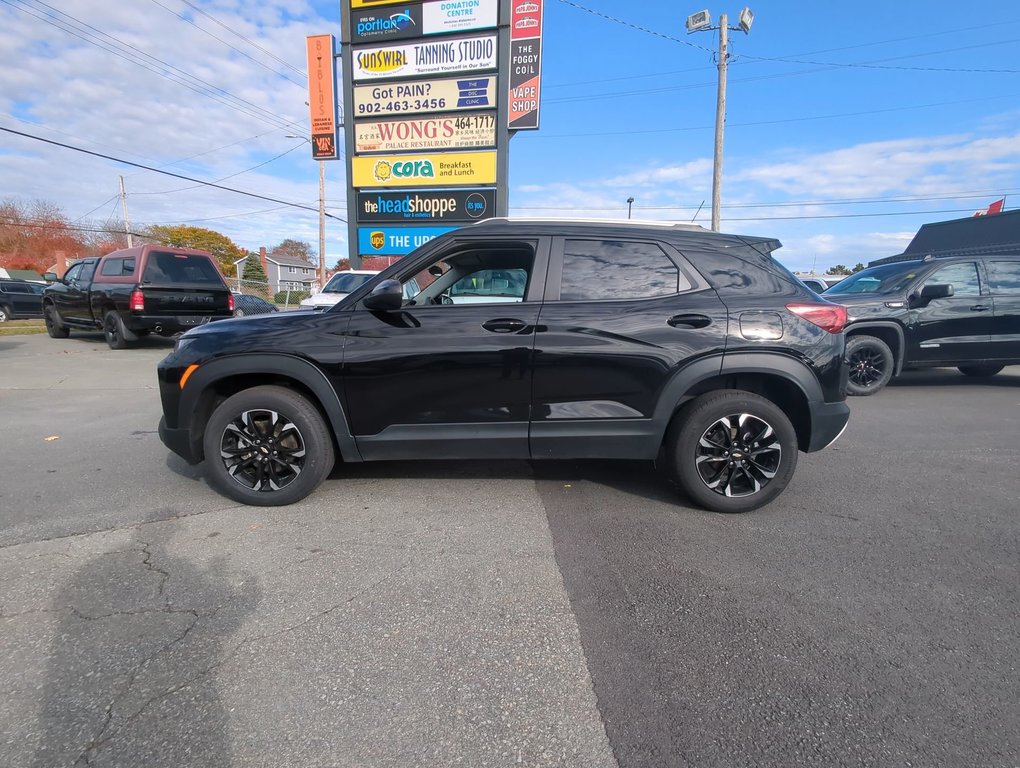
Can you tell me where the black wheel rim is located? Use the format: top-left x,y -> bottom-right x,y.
695,413 -> 782,498
219,408 -> 306,492
848,345 -> 886,388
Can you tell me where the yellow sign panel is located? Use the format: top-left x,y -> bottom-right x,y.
350,0 -> 407,8
352,151 -> 497,188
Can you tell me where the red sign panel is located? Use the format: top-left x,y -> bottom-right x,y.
508,1 -> 543,130
306,35 -> 339,159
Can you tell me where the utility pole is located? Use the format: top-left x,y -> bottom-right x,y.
712,16 -> 728,233
686,8 -> 754,232
318,161 -> 326,289
118,175 -> 133,247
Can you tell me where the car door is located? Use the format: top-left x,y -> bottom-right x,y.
340,236 -> 549,461
530,236 -> 729,460
984,258 -> 1020,361
906,261 -> 992,364
50,262 -> 84,321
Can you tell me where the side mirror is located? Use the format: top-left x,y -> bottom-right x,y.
362,279 -> 403,311
910,283 -> 953,308
42,272 -> 59,283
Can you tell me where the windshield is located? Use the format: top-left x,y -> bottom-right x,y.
824,263 -> 921,296
323,272 -> 376,294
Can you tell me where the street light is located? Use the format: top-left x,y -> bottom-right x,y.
627,197 -> 634,219
287,135 -> 327,291
686,7 -> 754,232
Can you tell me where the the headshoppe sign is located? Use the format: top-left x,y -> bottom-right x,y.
339,0 -> 544,265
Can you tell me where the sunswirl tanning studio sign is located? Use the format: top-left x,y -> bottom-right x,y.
352,151 -> 497,187
352,34 -> 497,81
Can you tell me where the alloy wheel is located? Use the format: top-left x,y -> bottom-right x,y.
848,345 -> 887,388
219,408 -> 306,492
695,413 -> 782,497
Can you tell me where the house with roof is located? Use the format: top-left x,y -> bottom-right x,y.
232,248 -> 318,293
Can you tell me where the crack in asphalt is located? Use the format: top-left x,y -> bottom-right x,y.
77,560 -> 413,764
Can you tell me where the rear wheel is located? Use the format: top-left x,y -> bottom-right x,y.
202,386 -> 335,506
0,304 -> 11,322
103,311 -> 131,349
958,364 -> 1004,378
846,335 -> 894,396
44,305 -> 70,338
670,390 -> 799,514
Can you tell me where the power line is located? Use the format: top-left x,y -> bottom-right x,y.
0,125 -> 346,222
3,218 -> 148,237
507,205 -> 1005,222
147,0 -> 306,88
129,143 -> 308,196
556,0 -> 714,53
3,0 -> 306,132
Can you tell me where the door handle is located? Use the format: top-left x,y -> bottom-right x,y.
667,314 -> 712,329
482,318 -> 527,334
970,304 -> 992,312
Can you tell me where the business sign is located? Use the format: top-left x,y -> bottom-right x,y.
422,0 -> 498,36
508,0 -> 543,130
356,112 -> 496,153
354,76 -> 496,118
351,34 -> 497,81
351,1 -> 497,43
358,188 -> 496,222
351,0 -> 410,8
352,151 -> 497,187
305,35 -> 339,158
358,225 -> 458,255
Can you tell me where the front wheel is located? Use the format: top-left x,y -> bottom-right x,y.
202,386 -> 335,506
958,364 -> 1004,378
669,390 -> 799,514
846,335 -> 894,396
44,305 -> 70,338
0,304 -> 11,322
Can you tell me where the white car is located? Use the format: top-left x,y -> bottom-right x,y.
299,270 -> 380,310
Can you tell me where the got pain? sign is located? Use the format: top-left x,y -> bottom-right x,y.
358,225 -> 458,255
351,151 -> 497,188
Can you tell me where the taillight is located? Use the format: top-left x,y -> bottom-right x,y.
129,289 -> 145,312
786,302 -> 847,334
227,293 -> 235,312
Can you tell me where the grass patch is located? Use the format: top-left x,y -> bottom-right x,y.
0,320 -> 46,336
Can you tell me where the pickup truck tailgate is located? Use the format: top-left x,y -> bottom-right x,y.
140,284 -> 232,316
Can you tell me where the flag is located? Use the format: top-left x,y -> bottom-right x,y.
973,198 -> 1005,217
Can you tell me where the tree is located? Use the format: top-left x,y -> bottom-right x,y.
270,239 -> 315,264
0,198 -> 88,272
330,258 -> 350,272
826,264 -> 852,276
145,225 -> 245,275
852,263 -> 866,273
241,252 -> 268,284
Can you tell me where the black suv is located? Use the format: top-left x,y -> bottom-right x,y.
0,278 -> 46,322
157,220 -> 850,513
825,254 -> 1020,395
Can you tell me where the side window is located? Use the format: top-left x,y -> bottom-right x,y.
559,240 -> 684,301
986,261 -> 1020,295
402,243 -> 535,306
63,263 -> 84,283
100,258 -> 123,276
924,262 -> 980,296
5,283 -> 28,294
78,261 -> 98,284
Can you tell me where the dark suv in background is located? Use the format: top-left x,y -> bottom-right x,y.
157,219 -> 850,514
826,254 -> 1020,395
0,278 -> 46,322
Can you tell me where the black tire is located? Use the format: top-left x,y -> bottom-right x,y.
0,304 -> 11,322
958,364 -> 1004,378
846,335 -> 894,396
202,386 -> 335,506
669,390 -> 799,514
44,305 -> 70,338
103,311 -> 130,350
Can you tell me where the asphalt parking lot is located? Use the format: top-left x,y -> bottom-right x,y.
1,332 -> 1018,767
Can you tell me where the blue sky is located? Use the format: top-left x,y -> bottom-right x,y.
1,0 -> 1017,273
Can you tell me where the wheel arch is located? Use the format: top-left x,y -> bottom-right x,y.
845,321 -> 906,376
178,354 -> 360,465
654,353 -> 822,453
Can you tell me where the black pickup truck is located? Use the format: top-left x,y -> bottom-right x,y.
43,245 -> 235,349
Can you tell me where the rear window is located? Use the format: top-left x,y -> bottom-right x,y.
142,252 -> 224,285
100,257 -> 136,277
323,272 -> 376,294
